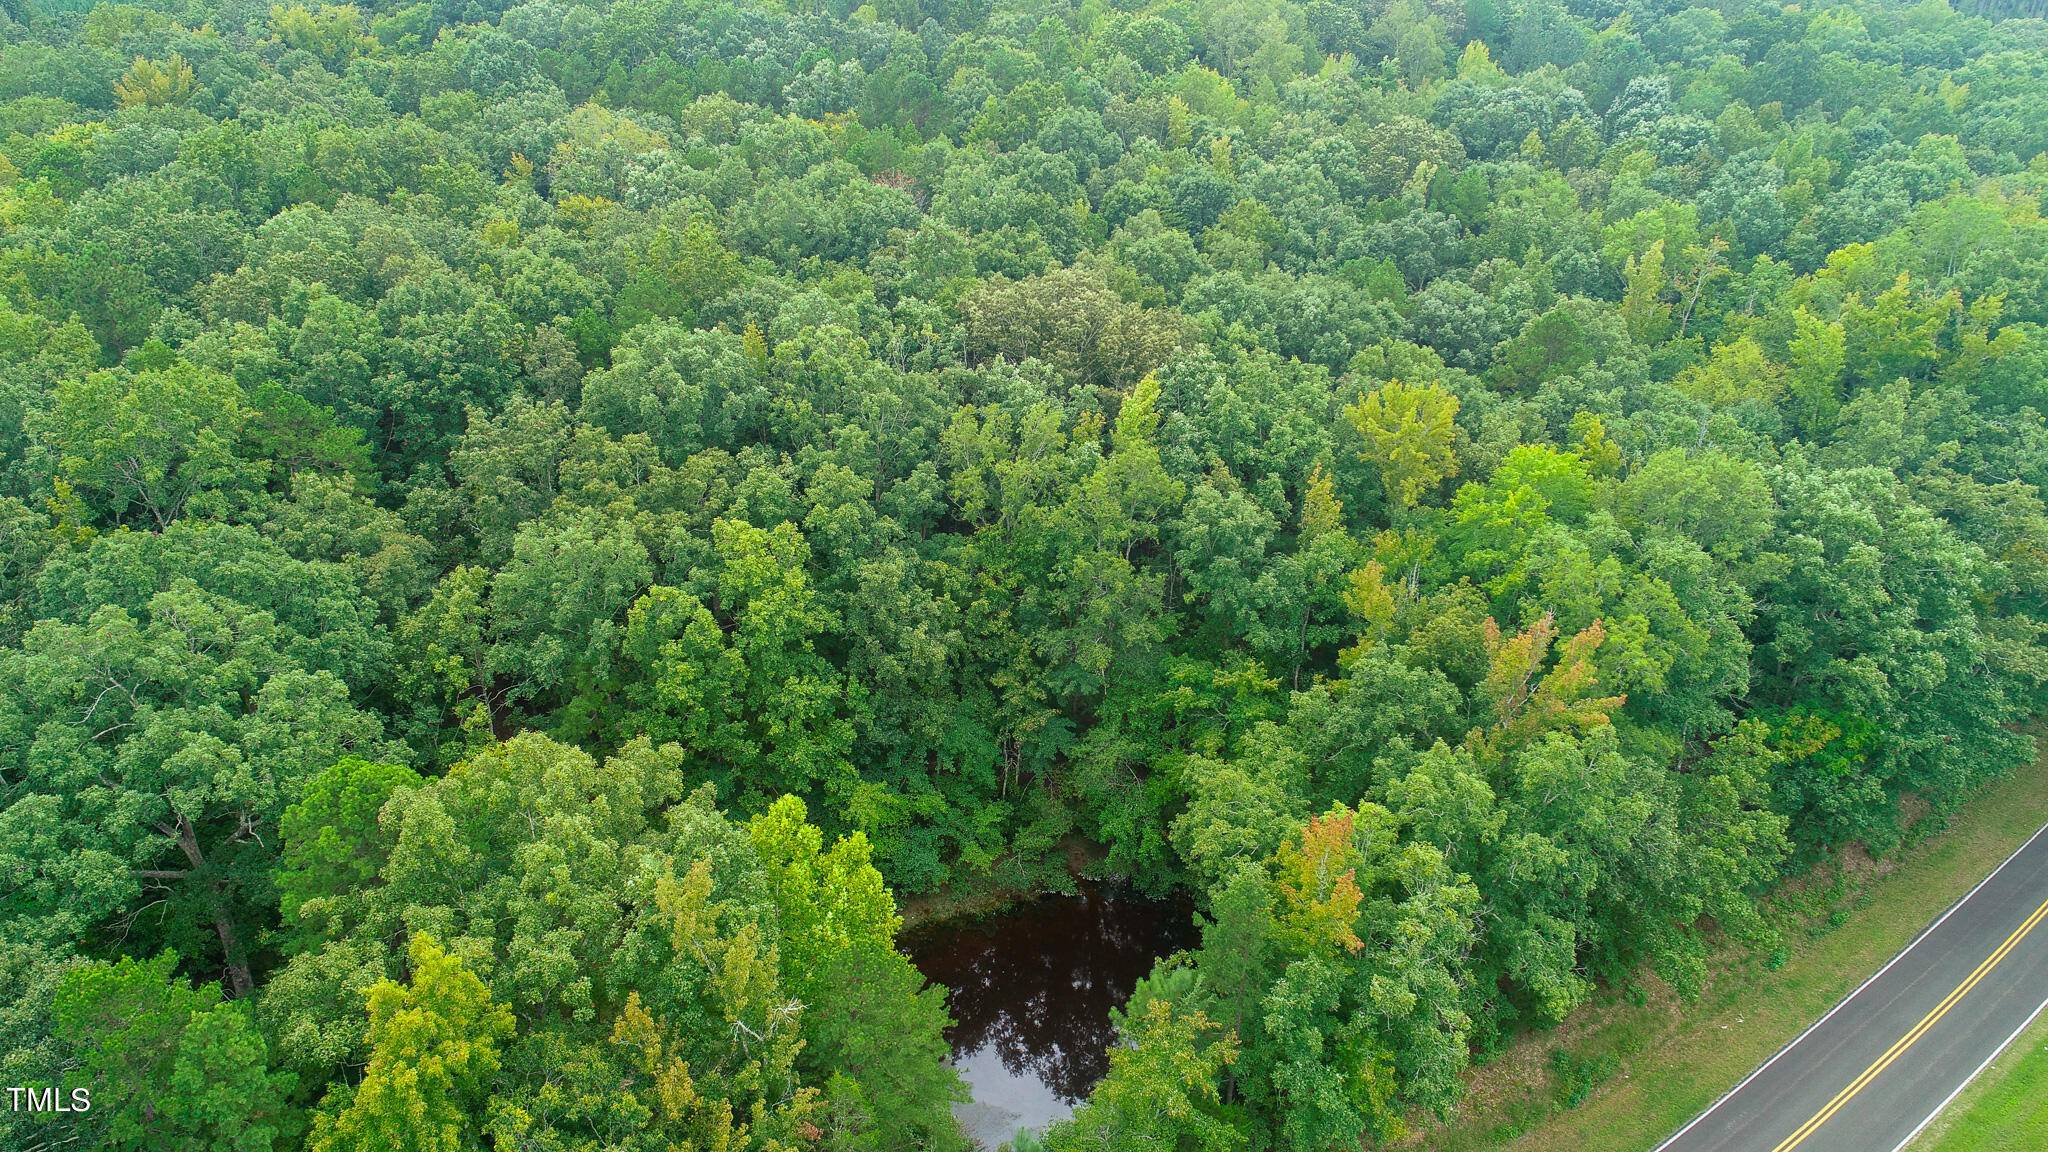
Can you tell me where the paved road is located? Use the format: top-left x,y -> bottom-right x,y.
1654,820 -> 2048,1152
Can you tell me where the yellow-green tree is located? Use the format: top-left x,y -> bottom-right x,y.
269,4 -> 369,69
1344,380 -> 1461,510
308,934 -> 513,1152
114,53 -> 196,107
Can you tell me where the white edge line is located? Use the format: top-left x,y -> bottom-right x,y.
1649,817 -> 2048,1152
1881,992 -> 2048,1152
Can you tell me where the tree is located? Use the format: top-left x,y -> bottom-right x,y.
0,525 -> 396,995
1170,728 -> 1305,896
32,361 -> 259,530
1489,302 -> 1604,389
115,53 -> 197,107
488,503 -> 653,705
1227,803 -> 1476,1146
53,952 -> 296,1152
276,758 -> 423,950
269,4 -> 369,69
307,934 -> 513,1152
1786,307 -> 1847,432
1044,974 -> 1243,1152
271,734 -> 954,1150
748,797 -> 966,1151
611,519 -> 854,810
578,326 -> 759,465
615,221 -> 750,330
961,268 -> 1184,388
1344,380 -> 1461,510
1472,613 -> 1625,757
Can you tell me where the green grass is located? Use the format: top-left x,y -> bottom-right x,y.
1906,1004 -> 2048,1152
1397,737 -> 2048,1152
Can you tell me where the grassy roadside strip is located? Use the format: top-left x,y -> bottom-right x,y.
1398,736 -> 2048,1152
1905,999 -> 2048,1152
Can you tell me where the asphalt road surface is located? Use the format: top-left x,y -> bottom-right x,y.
1653,820 -> 2048,1152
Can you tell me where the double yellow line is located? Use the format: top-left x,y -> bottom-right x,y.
1768,893 -> 2048,1152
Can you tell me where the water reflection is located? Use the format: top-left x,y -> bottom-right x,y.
903,887 -> 1197,1148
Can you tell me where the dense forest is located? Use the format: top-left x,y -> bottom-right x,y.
1,0 -> 2046,1147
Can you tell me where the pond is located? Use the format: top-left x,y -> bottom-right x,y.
902,886 -> 1199,1150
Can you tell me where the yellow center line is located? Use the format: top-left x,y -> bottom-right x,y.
1767,893 -> 2048,1152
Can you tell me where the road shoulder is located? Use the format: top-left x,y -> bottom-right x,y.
1904,998 -> 2048,1152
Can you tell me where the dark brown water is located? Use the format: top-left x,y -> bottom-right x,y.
903,887 -> 1198,1149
